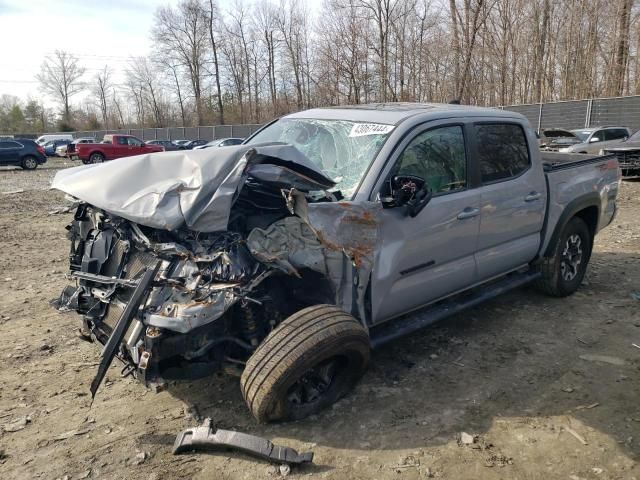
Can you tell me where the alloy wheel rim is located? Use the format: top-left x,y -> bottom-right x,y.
560,234 -> 583,281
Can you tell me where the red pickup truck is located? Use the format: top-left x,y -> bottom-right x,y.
77,135 -> 164,164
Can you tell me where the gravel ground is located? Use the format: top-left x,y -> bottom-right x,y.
0,157 -> 76,194
0,159 -> 639,480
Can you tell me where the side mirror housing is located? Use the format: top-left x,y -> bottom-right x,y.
589,137 -> 600,143
381,175 -> 432,216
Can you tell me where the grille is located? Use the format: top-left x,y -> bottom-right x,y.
606,150 -> 640,168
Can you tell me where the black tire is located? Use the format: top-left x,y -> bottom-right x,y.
21,156 -> 38,170
240,304 -> 370,423
89,152 -> 104,164
534,217 -> 592,297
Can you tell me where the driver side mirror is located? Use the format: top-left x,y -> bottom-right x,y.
589,137 -> 600,143
381,175 -> 433,217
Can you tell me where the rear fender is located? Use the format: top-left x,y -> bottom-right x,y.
542,193 -> 600,258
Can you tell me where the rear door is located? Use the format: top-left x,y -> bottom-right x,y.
372,122 -> 481,322
112,136 -> 129,158
473,122 -> 546,281
601,128 -> 630,150
0,141 -> 22,165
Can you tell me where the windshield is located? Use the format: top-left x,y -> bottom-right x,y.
570,130 -> 592,142
247,118 -> 394,196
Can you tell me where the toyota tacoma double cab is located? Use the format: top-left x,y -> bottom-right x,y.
76,134 -> 164,164
53,103 -> 620,422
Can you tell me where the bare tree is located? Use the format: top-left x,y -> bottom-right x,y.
92,66 -> 112,128
36,50 -> 85,122
153,0 -> 209,125
207,0 -> 225,124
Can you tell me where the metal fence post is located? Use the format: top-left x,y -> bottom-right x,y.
537,103 -> 543,132
585,99 -> 593,128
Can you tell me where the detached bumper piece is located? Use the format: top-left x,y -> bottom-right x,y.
173,418 -> 314,465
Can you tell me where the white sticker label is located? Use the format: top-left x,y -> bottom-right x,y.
349,123 -> 395,137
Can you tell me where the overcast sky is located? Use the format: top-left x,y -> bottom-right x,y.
0,0 -> 236,106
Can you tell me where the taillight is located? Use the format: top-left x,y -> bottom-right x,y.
37,146 -> 45,155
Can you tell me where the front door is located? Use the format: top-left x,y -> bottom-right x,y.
127,136 -> 147,155
473,123 -> 547,280
371,123 -> 481,323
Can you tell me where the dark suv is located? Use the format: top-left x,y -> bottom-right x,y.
146,140 -> 181,151
0,139 -> 47,170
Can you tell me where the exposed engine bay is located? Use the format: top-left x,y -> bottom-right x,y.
52,144 -> 379,391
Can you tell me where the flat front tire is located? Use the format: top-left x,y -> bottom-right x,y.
534,217 -> 592,297
240,305 -> 370,423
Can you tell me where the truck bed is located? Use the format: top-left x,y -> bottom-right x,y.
541,151 -> 615,172
538,151 -> 619,257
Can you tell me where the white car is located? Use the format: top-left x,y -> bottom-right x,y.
559,127 -> 631,154
55,144 -> 69,157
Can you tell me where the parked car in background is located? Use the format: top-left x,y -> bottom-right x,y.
35,134 -> 73,146
146,140 -> 182,151
0,138 -> 47,169
44,139 -> 71,157
76,135 -> 164,164
538,128 -> 581,150
66,138 -> 96,160
193,138 -> 244,149
558,127 -> 631,154
53,103 -> 620,422
179,139 -> 208,150
172,140 -> 191,149
603,128 -> 640,177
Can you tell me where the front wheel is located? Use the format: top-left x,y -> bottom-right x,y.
534,217 -> 592,297
240,305 -> 370,423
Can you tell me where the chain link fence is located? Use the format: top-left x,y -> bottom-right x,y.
502,95 -> 640,132
8,94 -> 640,139
70,124 -> 264,142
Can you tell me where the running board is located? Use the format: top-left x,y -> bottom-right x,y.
370,270 -> 541,349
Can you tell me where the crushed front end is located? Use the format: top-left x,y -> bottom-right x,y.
52,145 -> 380,395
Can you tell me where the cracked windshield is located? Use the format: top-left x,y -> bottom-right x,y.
247,118 -> 394,196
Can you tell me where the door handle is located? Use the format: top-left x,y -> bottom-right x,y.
457,207 -> 480,220
525,192 -> 542,202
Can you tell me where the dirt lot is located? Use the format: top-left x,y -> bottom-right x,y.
0,158 -> 639,480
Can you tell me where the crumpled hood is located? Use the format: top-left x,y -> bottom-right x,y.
51,143 -> 335,232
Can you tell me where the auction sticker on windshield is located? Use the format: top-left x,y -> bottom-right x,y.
349,123 -> 395,137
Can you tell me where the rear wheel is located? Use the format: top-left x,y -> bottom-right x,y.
534,217 -> 592,297
89,153 -> 104,164
21,156 -> 38,170
240,305 -> 370,423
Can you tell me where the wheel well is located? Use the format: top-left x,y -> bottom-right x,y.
574,206 -> 598,238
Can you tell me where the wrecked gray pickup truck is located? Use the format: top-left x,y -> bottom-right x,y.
53,104 -> 620,423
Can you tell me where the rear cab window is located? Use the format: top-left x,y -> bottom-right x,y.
474,123 -> 530,184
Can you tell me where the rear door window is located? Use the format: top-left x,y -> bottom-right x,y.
475,124 -> 530,183
604,129 -> 628,141
0,141 -> 21,149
